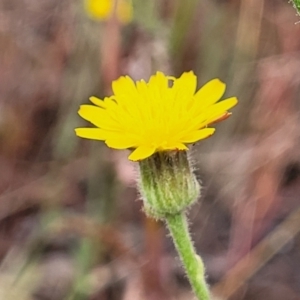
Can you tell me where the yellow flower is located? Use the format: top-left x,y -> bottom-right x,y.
75,71 -> 238,161
84,0 -> 132,24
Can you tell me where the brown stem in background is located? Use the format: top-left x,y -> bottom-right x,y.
100,0 -> 122,94
141,217 -> 172,300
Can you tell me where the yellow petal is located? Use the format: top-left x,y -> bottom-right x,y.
105,138 -> 136,149
171,72 -> 197,115
165,143 -> 188,150
181,128 -> 216,143
89,96 -> 107,108
75,127 -> 133,142
195,79 -> 226,108
207,112 -> 232,125
78,105 -> 105,126
75,128 -> 107,140
205,97 -> 238,120
187,97 -> 238,131
78,105 -> 120,130
136,80 -> 148,96
148,72 -> 168,89
176,143 -> 188,150
128,146 -> 156,161
84,0 -> 132,24
84,0 -> 111,20
112,76 -> 138,104
172,71 -> 197,98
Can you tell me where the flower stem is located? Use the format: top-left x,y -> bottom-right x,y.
165,212 -> 210,300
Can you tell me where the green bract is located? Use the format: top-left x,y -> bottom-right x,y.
138,151 -> 200,219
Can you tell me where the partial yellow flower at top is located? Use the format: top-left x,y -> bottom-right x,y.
75,71 -> 238,161
84,0 -> 132,24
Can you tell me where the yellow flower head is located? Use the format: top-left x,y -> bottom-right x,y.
75,71 -> 238,161
84,0 -> 132,24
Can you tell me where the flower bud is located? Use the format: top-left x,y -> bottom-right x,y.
138,151 -> 200,219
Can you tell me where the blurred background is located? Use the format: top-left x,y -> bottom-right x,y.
0,0 -> 300,299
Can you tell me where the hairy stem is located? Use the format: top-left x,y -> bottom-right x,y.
165,213 -> 210,300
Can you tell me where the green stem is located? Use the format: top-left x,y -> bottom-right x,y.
165,213 -> 210,300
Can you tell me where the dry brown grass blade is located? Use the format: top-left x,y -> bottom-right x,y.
212,206 -> 300,299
